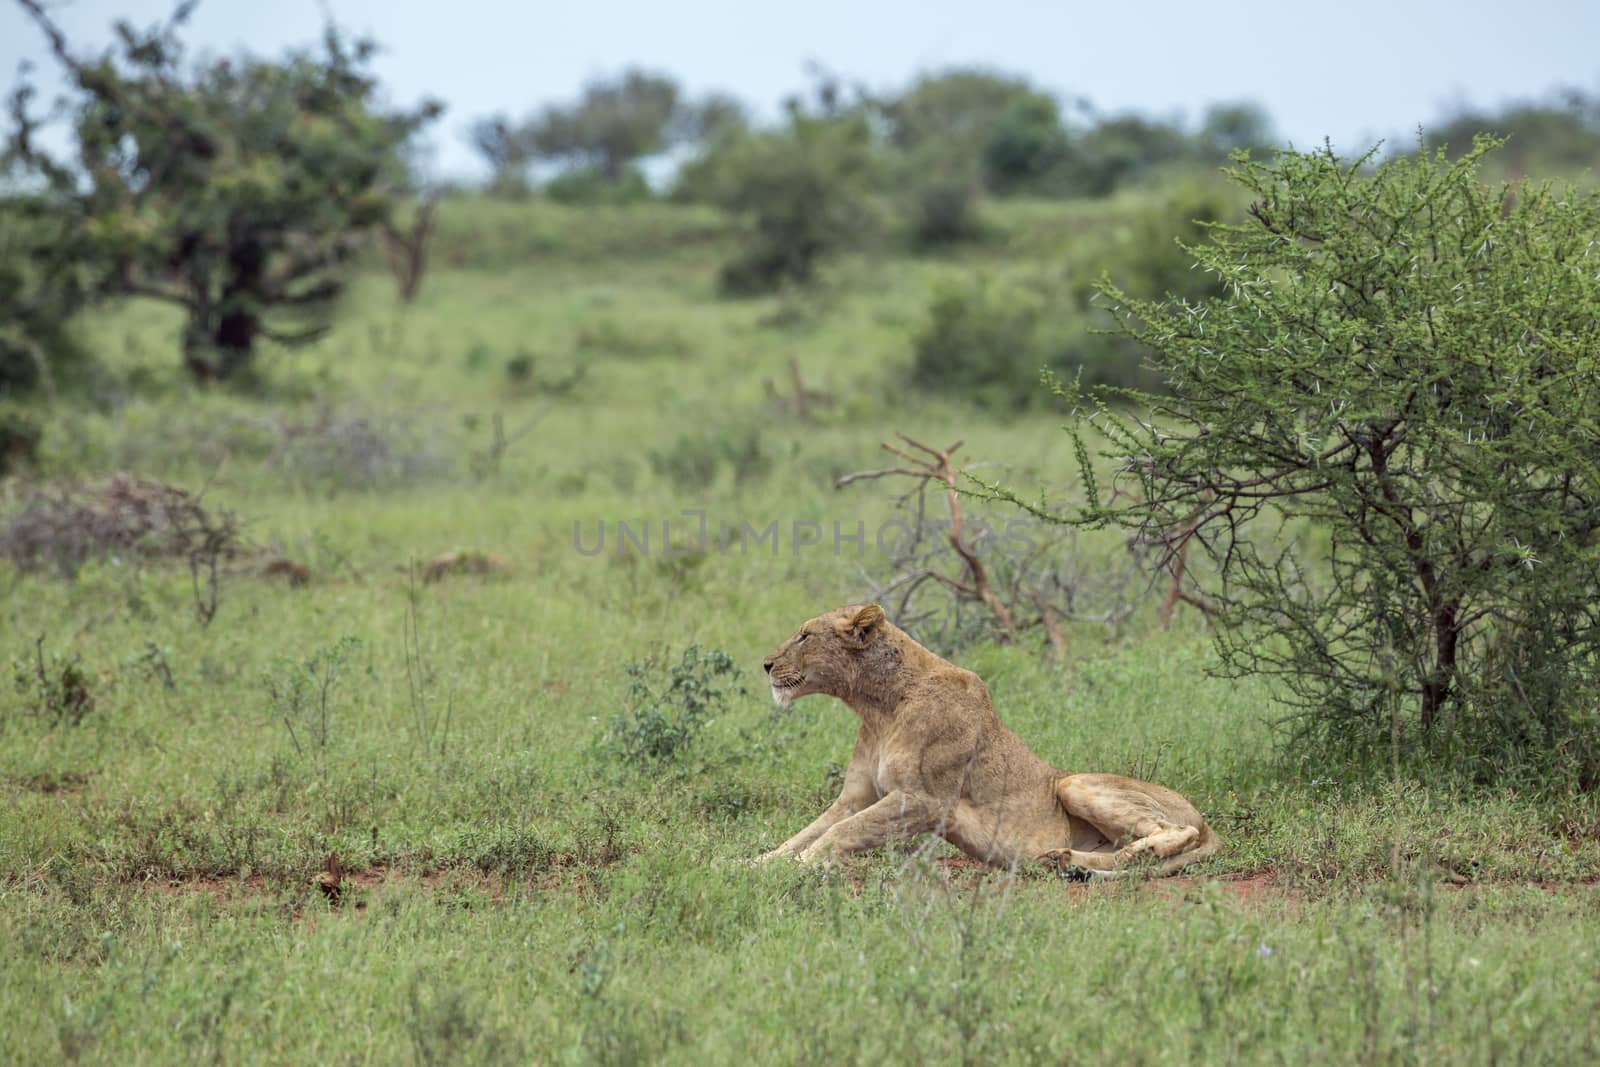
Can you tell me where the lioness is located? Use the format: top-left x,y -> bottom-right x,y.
760,604 -> 1217,876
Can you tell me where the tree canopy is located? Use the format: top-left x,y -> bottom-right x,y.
1002,140 -> 1600,786
5,0 -> 441,381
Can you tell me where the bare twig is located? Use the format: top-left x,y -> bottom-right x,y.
839,434 -> 1017,642
380,195 -> 439,304
1155,494 -> 1218,629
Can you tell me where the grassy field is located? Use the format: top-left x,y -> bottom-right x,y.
3,196 -> 1599,1065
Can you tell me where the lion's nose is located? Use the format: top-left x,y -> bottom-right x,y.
762,658 -> 774,674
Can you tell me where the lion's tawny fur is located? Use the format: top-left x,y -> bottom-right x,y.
760,604 -> 1218,876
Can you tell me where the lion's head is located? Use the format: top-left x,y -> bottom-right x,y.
762,604 -> 887,706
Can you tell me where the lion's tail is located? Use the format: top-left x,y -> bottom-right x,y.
1092,823 -> 1221,880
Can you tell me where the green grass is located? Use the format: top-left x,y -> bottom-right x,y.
3,194 -> 1599,1065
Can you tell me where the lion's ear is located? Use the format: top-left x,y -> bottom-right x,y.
835,604 -> 886,648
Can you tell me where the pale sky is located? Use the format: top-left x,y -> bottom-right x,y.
2,0 -> 1596,180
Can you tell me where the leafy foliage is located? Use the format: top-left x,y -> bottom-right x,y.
262,635 -> 364,756
7,3 -> 441,381
543,167 -> 654,206
10,637 -> 95,728
1061,115 -> 1195,197
908,183 -> 1235,409
602,646 -> 742,769
525,69 -> 682,181
982,91 -> 1072,193
0,195 -> 96,395
470,70 -> 745,191
1021,140 -> 1600,786
902,163 -> 985,247
885,69 -> 1067,195
702,104 -> 879,295
1425,88 -> 1600,178
1066,181 -> 1235,387
1196,102 -> 1279,162
0,404 -> 42,476
910,275 -> 1062,410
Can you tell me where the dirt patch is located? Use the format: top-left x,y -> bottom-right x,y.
138,862 -> 511,922
5,770 -> 92,794
130,852 -> 609,922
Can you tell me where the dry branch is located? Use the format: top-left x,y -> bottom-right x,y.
839,434 -> 1017,643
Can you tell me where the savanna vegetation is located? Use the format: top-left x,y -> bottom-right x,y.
4,5 -> 1600,1063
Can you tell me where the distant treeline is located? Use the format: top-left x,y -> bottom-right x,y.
5,0 -> 1600,394
467,66 -> 1600,202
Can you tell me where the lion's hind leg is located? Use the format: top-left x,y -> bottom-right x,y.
1048,774 -> 1213,878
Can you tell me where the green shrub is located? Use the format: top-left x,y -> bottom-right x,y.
1020,139 -> 1600,789
1067,181 -> 1234,390
602,646 -> 742,770
982,93 -> 1071,193
905,169 -> 985,247
910,276 -> 1056,410
909,187 -> 1233,407
704,110 -> 878,295
544,167 -> 654,206
1071,182 -> 1232,306
10,638 -> 95,728
0,198 -> 94,396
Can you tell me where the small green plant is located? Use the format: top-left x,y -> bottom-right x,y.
404,977 -> 519,1066
262,635 -> 363,757
602,645 -> 743,768
11,636 -> 95,727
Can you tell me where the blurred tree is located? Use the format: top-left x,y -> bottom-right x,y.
670,90 -> 749,147
7,0 -> 441,382
0,191 -> 96,396
473,71 -> 747,195
525,68 -> 681,181
1426,90 -> 1600,176
1064,115 -> 1193,196
1196,101 -> 1278,160
706,100 -> 879,295
886,69 -> 1068,194
467,113 -> 529,196
982,93 -> 1072,193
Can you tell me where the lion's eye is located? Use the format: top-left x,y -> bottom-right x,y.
796,632 -> 808,643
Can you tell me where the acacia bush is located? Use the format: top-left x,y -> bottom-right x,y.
1066,181 -> 1235,390
1006,140 -> 1600,788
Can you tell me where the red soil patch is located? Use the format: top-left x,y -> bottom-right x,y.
5,771 -> 92,794
135,861 -> 510,921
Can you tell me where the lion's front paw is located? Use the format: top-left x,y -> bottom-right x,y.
795,844 -> 836,868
